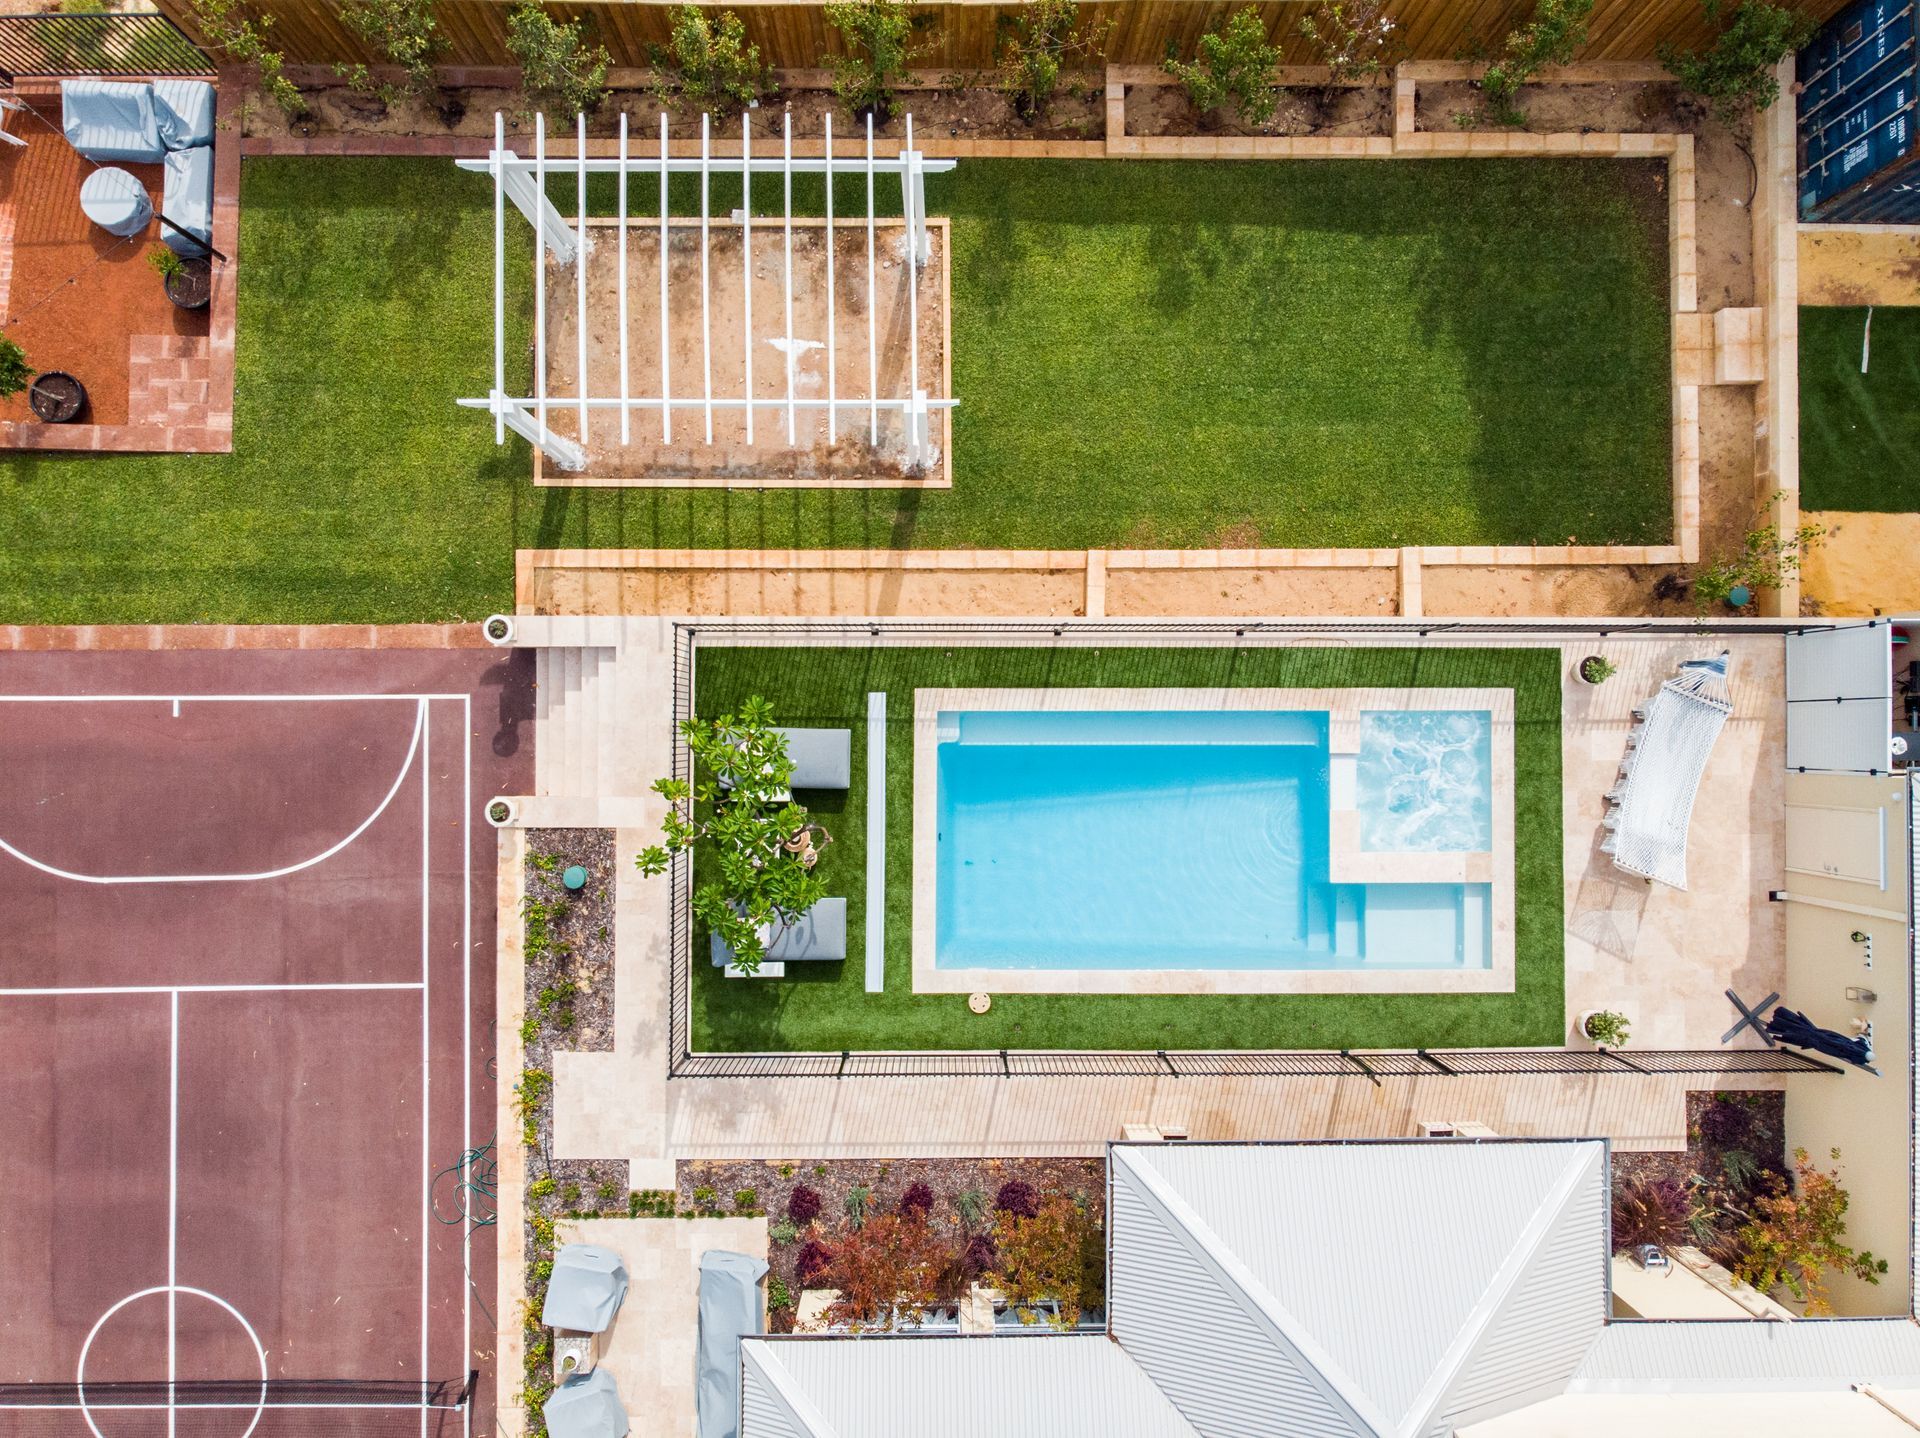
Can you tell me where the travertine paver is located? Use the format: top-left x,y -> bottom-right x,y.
528,620 -> 1786,1172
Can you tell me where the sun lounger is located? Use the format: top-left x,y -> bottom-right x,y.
717,726 -> 851,795
1600,651 -> 1732,890
710,897 -> 847,969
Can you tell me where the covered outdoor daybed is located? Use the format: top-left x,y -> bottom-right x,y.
542,1244 -> 629,1332
1601,651 -> 1733,889
711,898 -> 848,972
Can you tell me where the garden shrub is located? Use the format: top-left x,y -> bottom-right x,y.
787,1183 -> 823,1224
994,1179 -> 1039,1218
824,0 -> 921,120
767,1276 -> 793,1310
1611,1175 -> 1692,1250
733,1186 -> 760,1212
769,1218 -> 799,1244
898,1181 -> 936,1218
996,0 -> 1108,120
1734,1148 -> 1886,1312
187,0 -> 303,117
337,0 -> 444,103
1163,6 -> 1281,125
823,1213 -> 949,1331
1297,0 -> 1402,84
844,1183 -> 873,1228
990,1196 -> 1092,1329
507,2 -> 612,119
0,336 -> 30,400
1480,0 -> 1594,126
1698,1096 -> 1753,1148
961,1231 -> 998,1278
1693,508 -> 1826,609
1660,1 -> 1816,124
795,1240 -> 835,1284
952,1187 -> 987,1231
649,6 -> 770,114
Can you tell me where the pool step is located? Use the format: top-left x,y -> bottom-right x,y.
1460,885 -> 1488,966
1332,886 -> 1362,959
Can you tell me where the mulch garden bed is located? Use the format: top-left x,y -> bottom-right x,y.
677,1156 -> 1106,1332
1611,1088 -> 1786,1258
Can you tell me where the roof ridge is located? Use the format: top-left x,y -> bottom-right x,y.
741,1339 -> 845,1438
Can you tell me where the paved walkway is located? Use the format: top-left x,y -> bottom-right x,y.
520,620 -> 1787,1185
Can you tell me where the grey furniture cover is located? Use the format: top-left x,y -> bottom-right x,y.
541,1244 -> 629,1333
61,80 -> 165,164
543,1368 -> 629,1438
777,727 -> 851,788
696,1250 -> 767,1438
710,897 -> 847,968
153,79 -> 216,150
78,168 -> 151,239
160,146 -> 213,255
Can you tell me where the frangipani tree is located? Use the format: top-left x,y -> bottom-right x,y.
635,696 -> 830,975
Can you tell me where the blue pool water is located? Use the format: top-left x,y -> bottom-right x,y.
1356,711 -> 1493,853
934,710 -> 1492,972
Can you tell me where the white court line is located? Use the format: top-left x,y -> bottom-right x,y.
168,992 -> 179,1438
0,983 -> 424,997
462,693 -> 473,1438
0,693 -> 465,703
1,1402 -> 467,1412
0,698 -> 425,884
420,710 -> 431,1438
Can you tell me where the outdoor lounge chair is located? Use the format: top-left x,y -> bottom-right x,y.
62,80 -> 166,165
709,897 -> 847,970
1600,650 -> 1733,890
717,726 -> 851,796
160,145 -> 213,255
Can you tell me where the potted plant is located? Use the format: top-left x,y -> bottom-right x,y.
486,797 -> 518,827
28,370 -> 85,423
1579,1009 -> 1630,1048
1578,655 -> 1616,685
151,245 -> 212,310
483,613 -> 516,645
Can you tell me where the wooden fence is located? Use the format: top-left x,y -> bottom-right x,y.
156,0 -> 1847,73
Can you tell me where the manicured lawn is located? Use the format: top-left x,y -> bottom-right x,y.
1800,305 -> 1920,513
688,645 -> 1565,1053
1,156 -> 1670,623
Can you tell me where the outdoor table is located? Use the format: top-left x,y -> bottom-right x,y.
78,167 -> 152,238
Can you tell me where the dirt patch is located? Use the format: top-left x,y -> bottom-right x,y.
1126,81 -> 1391,137
239,80 -> 1105,143
1803,510 -> 1920,616
677,1155 -> 1105,1330
1418,79 -> 1702,134
520,562 -> 1091,616
1106,565 -> 1399,616
1422,563 -> 1697,617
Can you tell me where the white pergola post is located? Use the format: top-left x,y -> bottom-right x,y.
497,138 -> 579,266
902,114 -> 930,269
499,399 -> 587,471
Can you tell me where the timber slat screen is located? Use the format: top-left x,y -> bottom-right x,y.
155,0 -> 1850,73
0,10 -> 209,79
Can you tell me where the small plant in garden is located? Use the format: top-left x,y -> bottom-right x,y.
1732,1147 -> 1885,1313
0,335 -> 31,400
1582,1010 -> 1630,1047
518,1014 -> 538,1045
898,1181 -> 935,1218
787,1184 -> 823,1224
512,1067 -> 551,1115
507,2 -> 611,118
795,1239 -> 835,1284
531,849 -> 561,873
1578,655 -> 1616,684
1478,0 -> 1594,127
649,6 -> 771,113
336,0 -> 445,104
952,1187 -> 987,1232
733,1187 -> 760,1212
597,1178 -> 621,1202
528,1174 -> 556,1201
961,1231 -> 998,1278
692,1184 -> 718,1210
148,247 -> 184,281
1693,509 -> 1826,610
1698,1095 -> 1754,1149
767,1276 -> 793,1310
187,0 -> 302,117
1163,7 -> 1281,126
1659,0 -> 1816,124
1297,0 -> 1401,84
994,1179 -> 1040,1218
635,697 -> 831,977
990,1195 -> 1092,1329
779,1163 -> 795,1178
561,1182 -> 581,1207
1611,1175 -> 1692,1250
769,1218 -> 799,1244
824,1212 -> 948,1331
844,1183 -> 873,1229
996,0 -> 1109,121
824,0 -> 922,120
1720,1147 -> 1761,1192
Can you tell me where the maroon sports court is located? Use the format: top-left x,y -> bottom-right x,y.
0,644 -> 533,1437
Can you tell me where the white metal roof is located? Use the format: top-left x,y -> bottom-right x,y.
1571,1317 -> 1920,1391
739,1334 -> 1201,1438
1110,1139 -> 1609,1437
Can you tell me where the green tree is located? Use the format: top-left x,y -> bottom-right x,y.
507,2 -> 612,118
824,0 -> 922,120
337,0 -> 445,103
634,696 -> 832,976
990,1194 -> 1093,1329
0,335 -> 31,400
1163,7 -> 1282,126
649,6 -> 771,113
1733,1148 -> 1886,1313
187,0 -> 303,118
1659,1 -> 1817,124
1693,500 -> 1826,608
997,0 -> 1110,120
1480,0 -> 1594,126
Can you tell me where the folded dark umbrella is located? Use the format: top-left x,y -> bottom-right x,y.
1765,1006 -> 1873,1068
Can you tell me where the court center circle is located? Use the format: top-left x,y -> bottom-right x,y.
76,1286 -> 269,1438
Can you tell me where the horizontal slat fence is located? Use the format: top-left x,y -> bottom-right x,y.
155,0 -> 1848,73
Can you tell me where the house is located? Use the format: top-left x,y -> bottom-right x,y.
738,1139 -> 1920,1437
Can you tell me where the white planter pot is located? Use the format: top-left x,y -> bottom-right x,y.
1576,1009 -> 1630,1048
485,796 -> 518,828
482,613 -> 516,646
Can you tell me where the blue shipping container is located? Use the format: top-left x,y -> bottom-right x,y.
1799,0 -> 1920,218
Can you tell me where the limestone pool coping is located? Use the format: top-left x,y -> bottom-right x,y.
910,686 -> 1516,996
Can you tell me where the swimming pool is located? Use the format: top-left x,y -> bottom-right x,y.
913,691 -> 1513,993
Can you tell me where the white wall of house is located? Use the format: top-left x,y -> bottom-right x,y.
1780,770 -> 1913,1315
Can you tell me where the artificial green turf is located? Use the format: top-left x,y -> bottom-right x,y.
1799,306 -> 1920,513
688,645 -> 1564,1053
0,156 -> 1670,622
